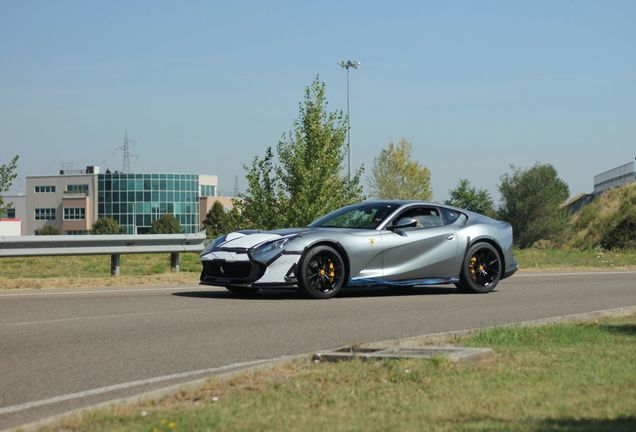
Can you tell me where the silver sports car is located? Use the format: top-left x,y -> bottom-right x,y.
200,201 -> 518,299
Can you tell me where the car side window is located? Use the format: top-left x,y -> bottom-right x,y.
395,207 -> 443,229
440,207 -> 466,225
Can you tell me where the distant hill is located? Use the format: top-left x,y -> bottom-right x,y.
568,182 -> 636,249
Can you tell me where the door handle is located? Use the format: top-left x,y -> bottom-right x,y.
447,235 -> 455,240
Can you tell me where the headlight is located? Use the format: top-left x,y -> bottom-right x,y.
200,234 -> 227,256
250,236 -> 293,265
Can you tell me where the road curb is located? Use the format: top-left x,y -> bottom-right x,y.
363,305 -> 636,348
5,305 -> 636,432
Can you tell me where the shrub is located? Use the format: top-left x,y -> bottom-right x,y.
35,225 -> 61,235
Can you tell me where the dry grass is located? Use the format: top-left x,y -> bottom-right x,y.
568,183 -> 636,249
0,253 -> 201,289
0,273 -> 198,290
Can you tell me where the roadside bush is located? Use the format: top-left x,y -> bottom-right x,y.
35,224 -> 61,235
92,217 -> 125,234
498,163 -> 569,248
149,213 -> 181,234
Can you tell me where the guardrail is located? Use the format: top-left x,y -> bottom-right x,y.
0,231 -> 207,276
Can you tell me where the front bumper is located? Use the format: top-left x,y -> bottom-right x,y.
502,256 -> 519,280
200,250 -> 301,288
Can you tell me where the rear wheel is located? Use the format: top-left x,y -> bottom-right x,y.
456,243 -> 502,293
225,286 -> 260,296
298,245 -> 345,299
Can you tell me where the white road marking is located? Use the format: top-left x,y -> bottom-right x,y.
6,308 -> 208,326
0,286 -> 202,298
0,357 -> 280,416
515,270 -> 636,278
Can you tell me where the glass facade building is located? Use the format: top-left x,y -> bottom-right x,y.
98,173 -> 200,234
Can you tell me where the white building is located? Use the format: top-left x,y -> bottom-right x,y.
0,194 -> 26,236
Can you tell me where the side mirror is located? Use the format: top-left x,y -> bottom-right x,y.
391,217 -> 418,230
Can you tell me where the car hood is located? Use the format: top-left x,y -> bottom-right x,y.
218,227 -> 371,250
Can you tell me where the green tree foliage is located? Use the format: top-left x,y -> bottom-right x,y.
235,76 -> 365,229
369,138 -> 431,200
498,163 -> 569,248
149,213 -> 182,234
202,201 -> 228,238
91,217 -> 125,234
445,179 -> 495,216
35,224 -> 61,235
238,147 -> 284,230
0,155 -> 19,212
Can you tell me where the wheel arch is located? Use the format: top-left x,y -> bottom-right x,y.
467,236 -> 506,274
302,240 -> 351,283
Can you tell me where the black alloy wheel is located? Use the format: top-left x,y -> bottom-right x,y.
298,245 -> 345,299
457,242 -> 502,293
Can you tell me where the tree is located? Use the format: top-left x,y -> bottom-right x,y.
445,179 -> 495,216
0,155 -> 19,213
498,163 -> 570,248
235,76 -> 365,229
35,225 -> 61,235
202,200 -> 228,238
149,213 -> 182,234
369,139 -> 431,200
91,217 -> 125,234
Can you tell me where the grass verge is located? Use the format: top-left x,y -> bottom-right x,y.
46,314 -> 636,431
0,253 -> 200,289
514,248 -> 636,271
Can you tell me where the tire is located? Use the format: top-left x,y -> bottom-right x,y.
297,245 -> 346,299
456,242 -> 502,294
225,286 -> 260,296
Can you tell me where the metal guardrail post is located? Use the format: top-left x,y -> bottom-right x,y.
170,252 -> 180,273
111,254 -> 121,277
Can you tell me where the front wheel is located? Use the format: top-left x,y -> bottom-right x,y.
456,243 -> 502,293
297,245 -> 345,299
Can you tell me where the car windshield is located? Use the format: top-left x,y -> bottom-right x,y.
308,203 -> 399,229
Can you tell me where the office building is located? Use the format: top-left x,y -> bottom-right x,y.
6,166 -> 220,235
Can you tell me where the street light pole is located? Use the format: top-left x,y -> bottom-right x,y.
338,60 -> 360,180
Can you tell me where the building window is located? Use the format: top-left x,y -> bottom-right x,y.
34,185 -> 56,193
63,207 -> 86,220
1,208 -> 16,219
65,184 -> 89,194
66,230 -> 89,235
35,208 -> 56,220
200,185 -> 216,197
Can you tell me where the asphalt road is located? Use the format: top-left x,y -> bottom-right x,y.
1,271 -> 635,430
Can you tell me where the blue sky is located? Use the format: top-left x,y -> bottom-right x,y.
1,0 -> 634,201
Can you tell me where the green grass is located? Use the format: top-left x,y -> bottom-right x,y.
0,253 -> 202,289
47,314 -> 636,432
515,248 -> 636,270
0,253 -> 202,279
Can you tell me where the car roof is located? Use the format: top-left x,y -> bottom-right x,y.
362,199 -> 446,207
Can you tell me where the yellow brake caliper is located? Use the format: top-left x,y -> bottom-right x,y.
328,261 -> 335,283
470,256 -> 477,282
